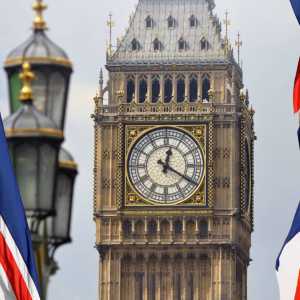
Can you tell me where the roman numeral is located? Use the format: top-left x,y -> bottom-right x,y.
140,175 -> 150,182
150,183 -> 157,192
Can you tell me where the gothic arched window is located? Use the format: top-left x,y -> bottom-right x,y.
177,77 -> 185,103
168,15 -> 175,28
164,76 -> 173,103
152,76 -> 160,103
126,78 -> 135,103
189,75 -> 198,102
139,78 -> 147,103
190,15 -> 197,27
178,38 -> 187,51
201,37 -> 209,50
131,38 -> 140,51
153,38 -> 161,51
146,16 -> 153,28
202,76 -> 210,101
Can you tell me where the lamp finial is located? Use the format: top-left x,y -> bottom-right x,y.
19,62 -> 35,102
33,0 -> 48,30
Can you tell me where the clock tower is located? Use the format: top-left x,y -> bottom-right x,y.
93,0 -> 255,299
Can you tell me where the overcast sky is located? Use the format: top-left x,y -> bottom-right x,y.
0,0 -> 300,299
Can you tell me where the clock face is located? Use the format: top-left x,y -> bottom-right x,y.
127,127 -> 205,204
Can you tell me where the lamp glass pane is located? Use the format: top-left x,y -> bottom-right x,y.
48,72 -> 66,129
9,72 -> 22,113
39,144 -> 57,212
15,144 -> 38,211
53,172 -> 72,239
32,71 -> 47,113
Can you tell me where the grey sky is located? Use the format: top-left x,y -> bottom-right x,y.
0,0 -> 300,299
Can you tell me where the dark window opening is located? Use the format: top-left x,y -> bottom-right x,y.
131,39 -> 140,51
164,78 -> 173,103
123,220 -> 132,238
189,78 -> 198,102
127,80 -> 135,103
152,78 -> 160,103
178,38 -> 186,51
177,78 -> 185,103
168,16 -> 175,28
227,90 -> 232,104
201,38 -> 209,50
174,221 -> 183,235
153,39 -> 161,51
139,79 -> 147,103
148,221 -> 157,235
190,15 -> 197,27
146,16 -> 153,28
199,220 -> 208,238
202,77 -> 210,101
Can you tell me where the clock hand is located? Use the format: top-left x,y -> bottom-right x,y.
157,160 -> 198,186
163,147 -> 173,173
166,165 -> 198,186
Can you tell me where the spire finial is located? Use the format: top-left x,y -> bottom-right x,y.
33,0 -> 48,30
19,62 -> 35,102
107,13 -> 115,58
223,11 -> 231,54
99,68 -> 104,89
235,32 -> 243,65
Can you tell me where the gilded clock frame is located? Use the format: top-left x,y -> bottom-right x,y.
124,124 -> 209,207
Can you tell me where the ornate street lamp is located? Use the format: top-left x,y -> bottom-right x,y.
4,0 -> 73,130
47,147 -> 78,249
4,62 -> 64,222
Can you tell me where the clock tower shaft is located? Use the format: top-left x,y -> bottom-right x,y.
93,1 -> 255,299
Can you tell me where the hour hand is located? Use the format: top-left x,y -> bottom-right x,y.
164,147 -> 173,173
157,159 -> 168,173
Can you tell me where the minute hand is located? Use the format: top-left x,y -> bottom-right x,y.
166,165 -> 198,186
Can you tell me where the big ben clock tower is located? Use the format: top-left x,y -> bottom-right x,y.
93,0 -> 255,299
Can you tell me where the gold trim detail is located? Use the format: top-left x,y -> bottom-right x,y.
59,160 -> 78,170
4,57 -> 73,68
5,128 -> 64,138
124,124 -> 208,207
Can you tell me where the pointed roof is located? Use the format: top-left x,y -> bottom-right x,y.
4,0 -> 72,69
109,0 -> 231,66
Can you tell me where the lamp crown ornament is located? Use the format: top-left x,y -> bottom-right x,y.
33,0 -> 48,30
19,62 -> 35,102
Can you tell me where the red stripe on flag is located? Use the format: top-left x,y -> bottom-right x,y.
293,58 -> 300,113
295,270 -> 300,300
0,232 -> 32,300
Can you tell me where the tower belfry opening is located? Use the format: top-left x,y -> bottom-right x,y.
93,1 -> 255,299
